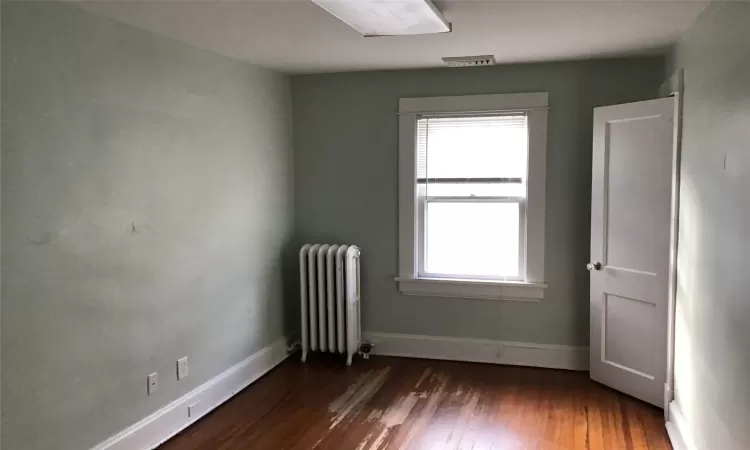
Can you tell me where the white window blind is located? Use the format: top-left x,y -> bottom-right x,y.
416,114 -> 529,279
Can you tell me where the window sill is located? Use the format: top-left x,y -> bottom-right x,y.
395,277 -> 546,302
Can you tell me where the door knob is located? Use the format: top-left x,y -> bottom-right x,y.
587,262 -> 602,271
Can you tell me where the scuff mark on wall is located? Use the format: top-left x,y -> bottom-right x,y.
27,231 -> 53,246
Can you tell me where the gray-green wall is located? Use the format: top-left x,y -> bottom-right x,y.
291,58 -> 664,346
670,1 -> 750,448
1,2 -> 293,449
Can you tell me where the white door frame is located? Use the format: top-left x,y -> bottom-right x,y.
663,69 -> 685,420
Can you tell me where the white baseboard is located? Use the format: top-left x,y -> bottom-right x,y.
91,338 -> 290,450
363,332 -> 589,371
664,383 -> 674,421
666,401 -> 698,450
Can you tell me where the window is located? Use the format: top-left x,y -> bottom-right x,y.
397,93 -> 548,301
417,115 -> 527,280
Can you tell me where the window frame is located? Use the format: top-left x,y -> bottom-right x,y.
396,93 -> 548,301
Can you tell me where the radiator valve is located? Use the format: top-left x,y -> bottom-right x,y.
359,342 -> 373,359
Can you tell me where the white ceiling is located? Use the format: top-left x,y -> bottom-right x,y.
74,0 -> 708,74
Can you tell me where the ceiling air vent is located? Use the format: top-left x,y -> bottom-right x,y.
442,55 -> 496,68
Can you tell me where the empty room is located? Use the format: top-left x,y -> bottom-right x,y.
1,0 -> 749,449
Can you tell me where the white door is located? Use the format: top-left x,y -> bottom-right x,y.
589,98 -> 675,407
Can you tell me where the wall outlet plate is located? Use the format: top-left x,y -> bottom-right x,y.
188,401 -> 201,418
147,372 -> 158,395
177,356 -> 188,380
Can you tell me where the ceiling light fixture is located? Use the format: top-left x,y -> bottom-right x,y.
311,0 -> 451,37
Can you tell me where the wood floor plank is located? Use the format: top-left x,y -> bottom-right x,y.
160,356 -> 672,450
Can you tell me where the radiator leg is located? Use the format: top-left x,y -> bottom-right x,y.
346,353 -> 353,366
302,350 -> 308,363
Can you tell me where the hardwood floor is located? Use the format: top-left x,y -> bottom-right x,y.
160,355 -> 672,450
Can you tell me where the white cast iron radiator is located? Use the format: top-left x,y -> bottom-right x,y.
299,244 -> 365,366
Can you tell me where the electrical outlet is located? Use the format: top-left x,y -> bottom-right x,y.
147,372 -> 159,395
188,401 -> 201,418
177,357 -> 188,380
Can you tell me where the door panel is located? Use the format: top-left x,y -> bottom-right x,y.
590,98 -> 675,407
603,293 -> 656,376
605,116 -> 672,274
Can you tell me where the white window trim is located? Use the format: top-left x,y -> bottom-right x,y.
397,93 -> 548,301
